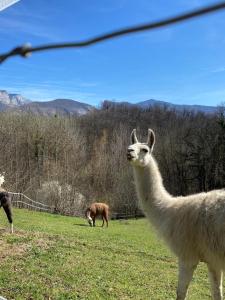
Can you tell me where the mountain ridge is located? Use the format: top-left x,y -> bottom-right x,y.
0,91 -> 95,116
136,99 -> 218,114
17,98 -> 95,116
103,99 -> 218,114
0,90 -> 219,115
0,90 -> 30,106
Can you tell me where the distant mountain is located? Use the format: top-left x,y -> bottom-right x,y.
103,99 -> 218,114
0,90 -> 30,107
16,99 -> 95,116
137,99 -> 218,114
0,91 -> 95,116
0,90 -> 219,116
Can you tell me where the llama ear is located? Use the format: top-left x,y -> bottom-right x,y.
147,129 -> 155,152
131,129 -> 138,144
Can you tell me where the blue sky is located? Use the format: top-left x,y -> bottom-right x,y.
0,0 -> 225,106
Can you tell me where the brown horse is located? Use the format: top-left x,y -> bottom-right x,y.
85,202 -> 109,227
0,192 -> 13,233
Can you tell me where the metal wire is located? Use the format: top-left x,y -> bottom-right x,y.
0,1 -> 225,64
12,200 -> 52,212
9,192 -> 52,208
9,192 -> 85,217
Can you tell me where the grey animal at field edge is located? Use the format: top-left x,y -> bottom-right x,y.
0,191 -> 13,233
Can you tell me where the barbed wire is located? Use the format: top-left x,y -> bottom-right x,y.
0,1 -> 225,64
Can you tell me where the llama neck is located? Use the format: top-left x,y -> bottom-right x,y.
133,156 -> 172,221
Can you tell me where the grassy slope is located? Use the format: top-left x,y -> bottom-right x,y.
0,208 -> 212,300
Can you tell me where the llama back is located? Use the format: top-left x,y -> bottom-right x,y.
157,189 -> 225,265
90,202 -> 109,214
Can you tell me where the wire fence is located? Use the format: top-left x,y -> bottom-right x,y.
9,192 -> 53,209
9,192 -> 84,216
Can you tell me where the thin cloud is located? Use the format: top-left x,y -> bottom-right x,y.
179,0 -> 209,8
88,0 -> 127,13
0,16 -> 60,41
1,82 -> 98,104
172,89 -> 225,107
138,27 -> 174,44
212,67 -> 225,73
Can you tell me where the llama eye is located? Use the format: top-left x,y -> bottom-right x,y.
142,148 -> 148,153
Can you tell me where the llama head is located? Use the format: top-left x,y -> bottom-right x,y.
85,208 -> 93,227
127,129 -> 155,167
87,217 -> 93,227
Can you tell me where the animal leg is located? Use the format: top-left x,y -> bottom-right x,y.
92,217 -> 96,227
176,260 -> 197,300
2,204 -> 13,234
102,211 -> 108,227
207,265 -> 223,300
104,216 -> 108,227
101,217 -> 105,227
105,213 -> 109,227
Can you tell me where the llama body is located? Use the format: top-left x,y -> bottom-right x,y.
85,202 -> 109,227
0,191 -> 13,233
135,161 -> 225,266
127,129 -> 225,300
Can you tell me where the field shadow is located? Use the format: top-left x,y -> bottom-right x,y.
73,223 -> 105,228
73,223 -> 89,227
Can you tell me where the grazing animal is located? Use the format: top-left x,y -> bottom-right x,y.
85,202 -> 109,227
0,192 -> 13,233
127,128 -> 225,300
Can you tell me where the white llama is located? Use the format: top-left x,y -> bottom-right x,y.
127,128 -> 225,300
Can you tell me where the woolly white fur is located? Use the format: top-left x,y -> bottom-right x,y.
128,129 -> 225,300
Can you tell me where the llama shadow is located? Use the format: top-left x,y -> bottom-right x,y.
0,228 -> 5,234
0,227 -> 11,234
73,223 -> 105,228
73,223 -> 90,227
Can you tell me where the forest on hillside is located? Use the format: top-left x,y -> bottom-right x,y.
1,103 -> 225,216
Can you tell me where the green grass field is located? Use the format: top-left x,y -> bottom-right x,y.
0,208 -> 214,299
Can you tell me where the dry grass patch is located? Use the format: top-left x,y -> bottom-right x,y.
0,230 -> 55,263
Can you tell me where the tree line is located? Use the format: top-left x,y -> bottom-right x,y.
0,103 -> 225,216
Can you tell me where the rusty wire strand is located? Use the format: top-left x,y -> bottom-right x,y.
0,1 -> 225,64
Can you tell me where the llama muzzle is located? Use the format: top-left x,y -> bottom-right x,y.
127,148 -> 134,160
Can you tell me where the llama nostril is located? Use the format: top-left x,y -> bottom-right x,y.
127,148 -> 134,160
